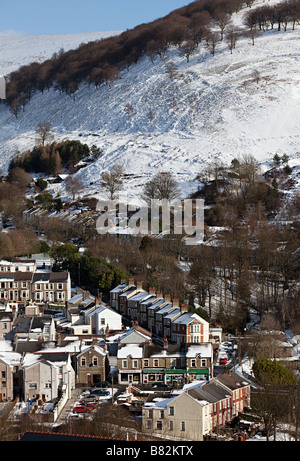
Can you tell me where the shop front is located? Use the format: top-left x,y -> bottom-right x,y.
165,370 -> 186,386
143,369 -> 164,385
187,368 -> 210,382
119,370 -> 142,385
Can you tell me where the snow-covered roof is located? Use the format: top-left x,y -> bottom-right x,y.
117,344 -> 143,359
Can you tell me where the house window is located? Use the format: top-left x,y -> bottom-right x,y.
122,360 -> 127,368
181,421 -> 185,431
133,360 -> 138,368
1,371 -> 5,379
29,383 -> 37,390
81,358 -> 86,366
101,318 -> 105,325
169,406 -> 174,416
93,357 -> 98,366
22,282 -> 27,288
154,360 -> 159,367
45,383 -> 51,389
201,359 -> 206,367
191,359 -> 196,367
144,359 -> 149,367
169,421 -> 173,431
157,421 -> 162,430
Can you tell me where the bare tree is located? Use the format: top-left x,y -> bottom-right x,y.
243,25 -> 261,46
142,172 -> 180,205
214,11 -> 232,40
65,175 -> 84,200
10,99 -> 22,119
101,164 -> 124,200
225,27 -> 240,54
165,61 -> 178,81
205,31 -> 220,56
36,121 -> 54,147
179,39 -> 197,62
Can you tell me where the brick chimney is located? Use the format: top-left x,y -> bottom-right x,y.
164,294 -> 171,303
181,303 -> 188,313
83,290 -> 90,300
95,294 -> 102,306
157,291 -> 163,299
173,298 -> 179,307
149,287 -> 156,295
128,277 -> 135,286
163,337 -> 168,349
136,281 -> 143,290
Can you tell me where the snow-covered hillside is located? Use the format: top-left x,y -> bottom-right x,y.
1,0 -> 300,203
0,31 -> 122,75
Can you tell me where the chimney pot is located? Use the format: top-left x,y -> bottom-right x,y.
181,303 -> 188,313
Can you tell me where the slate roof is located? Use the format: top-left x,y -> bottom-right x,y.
14,272 -> 33,281
214,372 -> 250,390
32,271 -> 69,283
35,352 -> 69,363
188,381 -> 231,403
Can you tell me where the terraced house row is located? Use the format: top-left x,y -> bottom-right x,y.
0,258 -> 71,305
117,341 -> 214,386
110,279 -> 210,344
142,372 -> 251,441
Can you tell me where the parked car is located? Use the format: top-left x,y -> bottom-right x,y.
80,395 -> 98,402
219,358 -> 227,364
72,406 -> 93,413
90,389 -> 110,396
94,381 -> 110,388
79,401 -> 97,409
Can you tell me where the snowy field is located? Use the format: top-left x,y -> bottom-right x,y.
0,0 -> 300,203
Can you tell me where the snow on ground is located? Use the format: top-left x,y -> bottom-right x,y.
0,0 -> 300,204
